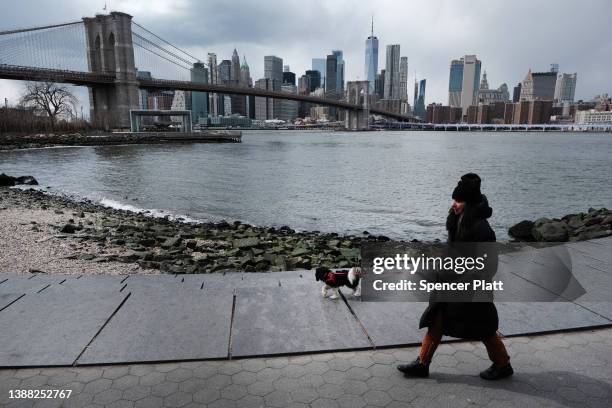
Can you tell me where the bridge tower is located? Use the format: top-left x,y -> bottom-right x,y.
82,12 -> 140,130
345,81 -> 370,130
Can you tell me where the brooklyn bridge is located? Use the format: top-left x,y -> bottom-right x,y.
0,11 -> 417,130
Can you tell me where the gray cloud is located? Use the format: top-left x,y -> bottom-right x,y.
1,0 -> 611,108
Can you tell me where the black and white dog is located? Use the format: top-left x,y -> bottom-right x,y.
315,266 -> 362,300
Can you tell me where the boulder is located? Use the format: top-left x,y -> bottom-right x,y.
60,223 -> 77,234
508,220 -> 535,241
0,174 -> 15,187
532,220 -> 568,242
14,176 -> 38,185
233,237 -> 260,249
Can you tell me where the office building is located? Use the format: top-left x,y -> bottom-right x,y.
512,83 -> 522,103
364,17 -> 378,92
447,55 -> 481,114
476,72 -> 510,105
413,79 -> 426,119
332,50 -> 345,92
399,57 -> 408,102
520,70 -> 557,101
448,59 -> 464,107
312,58 -> 326,88
190,62 -> 208,123
283,65 -> 296,85
383,44 -> 400,99
554,73 -> 577,103
207,53 -> 219,117
278,84 -> 299,123
254,78 -> 281,120
264,56 -> 283,83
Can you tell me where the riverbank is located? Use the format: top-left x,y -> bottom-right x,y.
0,187 -> 382,275
0,130 -> 241,150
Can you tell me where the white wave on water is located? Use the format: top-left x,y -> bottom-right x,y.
98,198 -> 201,223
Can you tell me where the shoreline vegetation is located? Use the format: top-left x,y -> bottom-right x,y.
1,175 -> 611,276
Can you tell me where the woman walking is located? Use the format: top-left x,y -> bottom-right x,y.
397,173 -> 513,380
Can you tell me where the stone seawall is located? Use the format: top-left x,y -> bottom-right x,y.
0,131 -> 241,150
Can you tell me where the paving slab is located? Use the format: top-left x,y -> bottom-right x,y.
231,285 -> 372,357
0,284 -> 127,367
0,275 -> 64,311
496,301 -> 610,336
77,286 -> 233,364
345,299 -> 427,347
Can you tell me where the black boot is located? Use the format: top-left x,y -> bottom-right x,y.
397,358 -> 429,378
479,363 -> 514,380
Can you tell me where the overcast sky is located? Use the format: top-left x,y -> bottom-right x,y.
1,0 -> 611,109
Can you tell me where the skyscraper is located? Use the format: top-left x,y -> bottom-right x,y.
332,50 -> 345,92
230,49 -> 241,83
264,56 -> 283,83
282,65 -> 296,85
364,17 -> 378,92
554,73 -> 577,103
240,56 -> 252,87
448,55 -> 481,114
218,59 -> 232,116
520,70 -> 557,101
325,54 -> 338,94
305,70 -> 321,92
207,53 -> 218,117
312,58 -> 326,88
190,62 -> 208,124
383,44 -> 400,99
399,56 -> 408,102
448,59 -> 464,107
414,79 -> 426,119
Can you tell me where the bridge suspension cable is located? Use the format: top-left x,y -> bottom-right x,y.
132,21 -> 201,63
0,21 -> 82,36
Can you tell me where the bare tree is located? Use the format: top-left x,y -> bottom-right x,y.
20,82 -> 78,129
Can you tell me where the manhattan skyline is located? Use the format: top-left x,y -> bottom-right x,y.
0,0 -> 610,105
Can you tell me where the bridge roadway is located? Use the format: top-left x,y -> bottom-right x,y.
0,64 -> 415,122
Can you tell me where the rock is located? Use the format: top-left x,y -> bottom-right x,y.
14,176 -> 38,185
290,247 -> 310,257
574,229 -> 612,241
233,237 -> 261,249
60,223 -> 77,234
508,220 -> 535,241
0,173 -> 15,187
532,220 -> 568,242
161,236 -> 182,248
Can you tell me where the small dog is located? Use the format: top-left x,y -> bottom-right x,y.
315,266 -> 362,300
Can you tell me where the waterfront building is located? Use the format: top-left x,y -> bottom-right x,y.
447,55 -> 481,114
575,109 -> 612,124
520,70 -> 557,101
383,44 -> 400,99
264,56 -> 283,83
426,103 -> 462,124
170,90 -> 191,123
364,17 -> 379,92
448,59 -> 463,107
311,58 -> 326,88
136,70 -> 152,110
554,73 -> 577,103
399,57 -> 408,102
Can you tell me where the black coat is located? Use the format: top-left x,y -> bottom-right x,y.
419,195 -> 500,340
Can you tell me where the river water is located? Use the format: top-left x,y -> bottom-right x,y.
1,130 -> 611,240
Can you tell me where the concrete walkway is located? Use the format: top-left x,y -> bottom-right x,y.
0,237 -> 612,367
0,328 -> 611,407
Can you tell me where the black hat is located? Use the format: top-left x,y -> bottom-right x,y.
452,173 -> 482,204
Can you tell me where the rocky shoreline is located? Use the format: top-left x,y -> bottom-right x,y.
509,208 -> 612,242
0,131 -> 241,151
1,179 -> 611,275
0,187 -> 388,275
